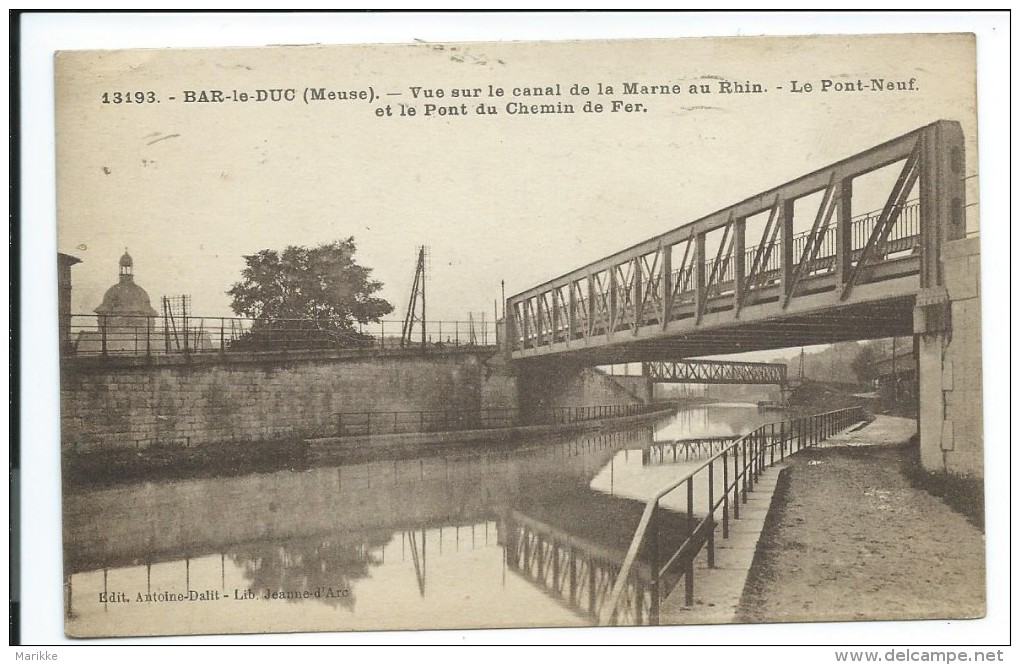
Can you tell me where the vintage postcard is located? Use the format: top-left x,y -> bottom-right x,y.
55,34 -> 984,639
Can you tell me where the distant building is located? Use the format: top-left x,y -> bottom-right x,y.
75,251 -> 158,354
58,253 -> 82,354
870,347 -> 917,404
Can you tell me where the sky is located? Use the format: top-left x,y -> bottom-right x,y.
52,30 -> 979,339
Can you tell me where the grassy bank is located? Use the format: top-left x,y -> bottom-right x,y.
63,439 -> 311,491
899,435 -> 984,531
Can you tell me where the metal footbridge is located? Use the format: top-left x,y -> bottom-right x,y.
507,121 -> 966,365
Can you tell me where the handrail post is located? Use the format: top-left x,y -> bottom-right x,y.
751,430 -> 757,479
707,461 -> 715,568
100,315 -> 108,357
722,450 -> 730,537
756,429 -> 762,476
685,479 -> 695,606
770,423 -> 776,466
753,430 -> 760,484
648,504 -> 660,625
741,438 -> 748,503
733,442 -> 740,518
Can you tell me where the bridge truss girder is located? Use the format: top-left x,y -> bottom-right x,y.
643,359 -> 787,385
507,121 -> 966,365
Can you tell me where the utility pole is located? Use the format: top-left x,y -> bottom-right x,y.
401,246 -> 427,350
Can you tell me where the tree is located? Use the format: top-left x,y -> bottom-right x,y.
850,343 -> 879,385
227,238 -> 393,349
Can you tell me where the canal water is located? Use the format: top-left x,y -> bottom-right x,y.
64,403 -> 780,636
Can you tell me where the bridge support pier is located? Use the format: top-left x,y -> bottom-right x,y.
914,237 -> 982,477
611,374 -> 654,404
516,360 -> 648,425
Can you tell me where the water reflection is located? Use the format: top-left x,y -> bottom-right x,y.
65,405 -> 778,635
230,533 -> 392,610
653,403 -> 773,441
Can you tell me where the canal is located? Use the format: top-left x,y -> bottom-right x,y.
64,403 -> 781,636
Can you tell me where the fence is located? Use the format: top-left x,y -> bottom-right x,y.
333,403 -> 663,437
64,314 -> 498,357
600,406 -> 866,626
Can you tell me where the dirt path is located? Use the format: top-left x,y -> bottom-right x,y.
738,420 -> 985,624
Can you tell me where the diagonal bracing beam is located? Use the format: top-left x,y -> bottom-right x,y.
840,142 -> 921,301
782,171 -> 839,308
642,358 -> 788,385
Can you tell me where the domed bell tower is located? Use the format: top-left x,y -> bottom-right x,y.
119,250 -> 133,279
93,249 -> 158,353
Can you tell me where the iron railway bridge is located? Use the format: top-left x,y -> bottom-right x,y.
506,121 -> 966,365
642,359 -> 787,385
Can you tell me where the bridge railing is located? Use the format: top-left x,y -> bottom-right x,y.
331,403 -> 665,437
509,120 -> 965,356
512,196 -> 922,352
64,314 -> 497,357
599,406 -> 866,626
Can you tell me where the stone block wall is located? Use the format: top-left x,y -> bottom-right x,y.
479,353 -> 519,414
608,374 -> 654,403
515,360 -> 644,423
60,351 -> 491,452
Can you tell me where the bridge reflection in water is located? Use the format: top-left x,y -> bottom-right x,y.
65,405 -> 785,634
502,491 -> 695,626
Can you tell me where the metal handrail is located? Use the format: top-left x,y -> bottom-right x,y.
599,406 -> 866,625
65,313 -> 499,357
